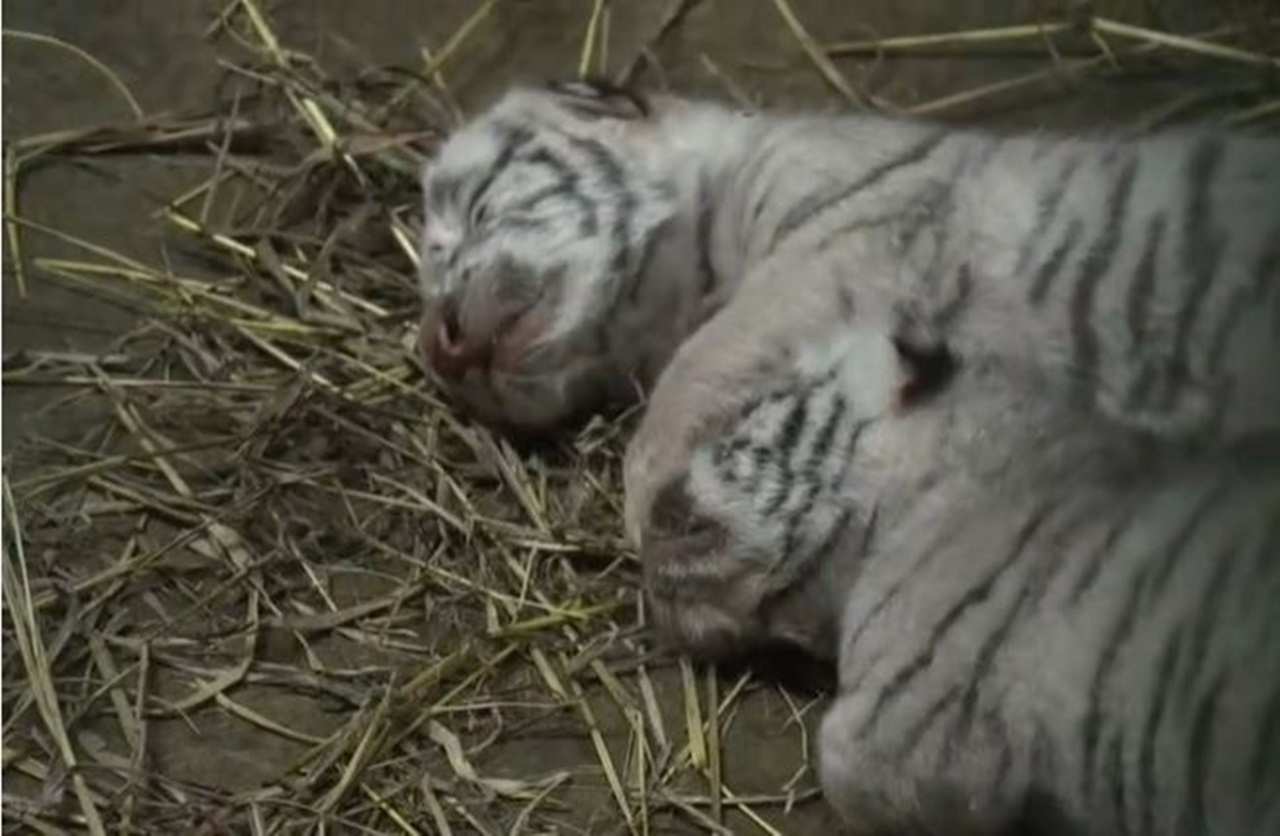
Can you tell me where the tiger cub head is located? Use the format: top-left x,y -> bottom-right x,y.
417,79 -> 696,434
627,324 -> 938,664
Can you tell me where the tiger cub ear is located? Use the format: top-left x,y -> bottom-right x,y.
543,77 -> 651,121
892,335 -> 958,410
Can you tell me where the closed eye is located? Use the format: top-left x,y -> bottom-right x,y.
502,209 -> 549,231
648,476 -> 723,540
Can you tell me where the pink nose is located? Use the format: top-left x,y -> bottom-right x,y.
425,307 -> 495,381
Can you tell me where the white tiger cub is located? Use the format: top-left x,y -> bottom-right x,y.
418,79 -> 1280,440
417,79 -> 743,431
625,278 -> 1280,835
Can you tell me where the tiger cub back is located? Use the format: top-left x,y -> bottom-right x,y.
856,129 -> 1280,449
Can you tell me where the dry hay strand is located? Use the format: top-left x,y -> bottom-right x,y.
3,4 -> 819,833
3,1 -> 1279,834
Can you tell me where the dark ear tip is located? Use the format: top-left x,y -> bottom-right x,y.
892,337 -> 958,409
544,76 -> 651,118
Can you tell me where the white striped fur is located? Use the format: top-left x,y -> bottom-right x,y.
627,296 -> 1280,834
422,81 -> 1280,833
419,80 -> 1280,440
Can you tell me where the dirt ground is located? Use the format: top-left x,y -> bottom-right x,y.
4,1 -> 1277,834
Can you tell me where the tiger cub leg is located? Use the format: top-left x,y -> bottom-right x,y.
817,683 -> 1034,836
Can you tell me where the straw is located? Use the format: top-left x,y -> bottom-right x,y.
2,30 -> 146,120
769,0 -> 873,108
3,4 -> 1275,832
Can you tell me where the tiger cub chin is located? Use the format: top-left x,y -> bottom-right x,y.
625,283 -> 1280,835
417,78 -> 1280,442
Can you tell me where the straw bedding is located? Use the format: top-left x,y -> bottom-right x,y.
3,2 -> 1277,832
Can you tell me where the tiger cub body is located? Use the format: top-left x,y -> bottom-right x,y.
419,80 -> 1280,441
630,310 -> 1280,835
420,82 -> 1280,832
